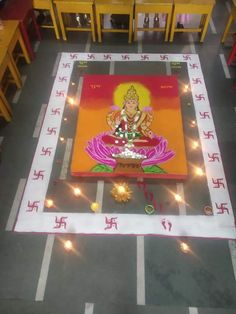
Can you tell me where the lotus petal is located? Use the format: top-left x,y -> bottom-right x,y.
86,133 -> 175,169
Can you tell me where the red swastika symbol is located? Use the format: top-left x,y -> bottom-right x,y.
141,55 -> 149,60
58,76 -> 68,82
62,63 -> 71,68
195,94 -> 205,101
27,200 -> 40,212
212,178 -> 225,189
208,153 -> 220,162
203,131 -> 214,139
41,147 -> 53,156
104,217 -> 118,230
103,54 -> 111,60
46,127 -> 57,135
51,108 -> 61,115
199,111 -> 210,119
33,170 -> 45,180
215,203 -> 229,215
87,54 -> 95,60
70,53 -> 78,59
160,54 -> 168,60
54,216 -> 68,229
192,78 -> 202,84
190,63 -> 199,69
55,90 -> 65,97
183,55 -> 191,61
122,55 -> 130,60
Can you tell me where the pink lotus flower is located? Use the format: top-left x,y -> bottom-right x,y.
86,132 -> 175,168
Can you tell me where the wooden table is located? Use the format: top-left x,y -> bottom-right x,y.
0,0 -> 42,60
0,20 -> 31,64
0,50 -> 22,122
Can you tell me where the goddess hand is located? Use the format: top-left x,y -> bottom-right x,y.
148,131 -> 154,139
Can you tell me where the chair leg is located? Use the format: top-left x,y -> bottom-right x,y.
165,12 -> 171,42
221,15 -> 233,44
128,10 -> 133,43
134,11 -> 138,41
96,11 -> 102,43
50,5 -> 60,39
200,12 -> 211,42
169,10 -> 177,42
199,14 -> 206,29
58,10 -> 67,41
90,9 -> 96,42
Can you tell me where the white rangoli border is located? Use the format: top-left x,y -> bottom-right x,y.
14,53 -> 236,239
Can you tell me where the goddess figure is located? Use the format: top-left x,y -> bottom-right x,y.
86,82 -> 175,174
102,85 -> 159,147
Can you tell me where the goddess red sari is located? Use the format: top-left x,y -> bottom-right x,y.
102,109 -> 160,147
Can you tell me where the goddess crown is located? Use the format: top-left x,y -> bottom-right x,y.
124,85 -> 139,102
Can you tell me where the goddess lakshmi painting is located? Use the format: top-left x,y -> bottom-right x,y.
71,75 -> 188,179
102,84 -> 159,147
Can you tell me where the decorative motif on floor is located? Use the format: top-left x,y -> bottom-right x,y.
14,53 -> 235,239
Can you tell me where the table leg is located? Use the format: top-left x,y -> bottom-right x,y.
134,11 -> 138,41
31,10 -> 42,41
169,11 -> 177,42
0,91 -> 12,122
19,22 -> 35,61
221,15 -> 233,44
165,12 -> 171,42
96,11 -> 102,43
57,10 -> 67,41
90,9 -> 96,42
128,10 -> 133,43
7,56 -> 22,89
50,4 -> 60,39
17,29 -> 31,64
200,12 -> 211,42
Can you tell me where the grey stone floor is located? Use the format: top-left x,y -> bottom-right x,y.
0,0 -> 236,313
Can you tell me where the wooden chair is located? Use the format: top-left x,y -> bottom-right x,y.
169,0 -> 215,42
134,0 -> 173,42
221,0 -> 236,44
53,0 -> 96,41
33,0 -> 60,39
95,0 -> 134,43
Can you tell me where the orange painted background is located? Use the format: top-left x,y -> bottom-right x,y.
71,75 -> 188,177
